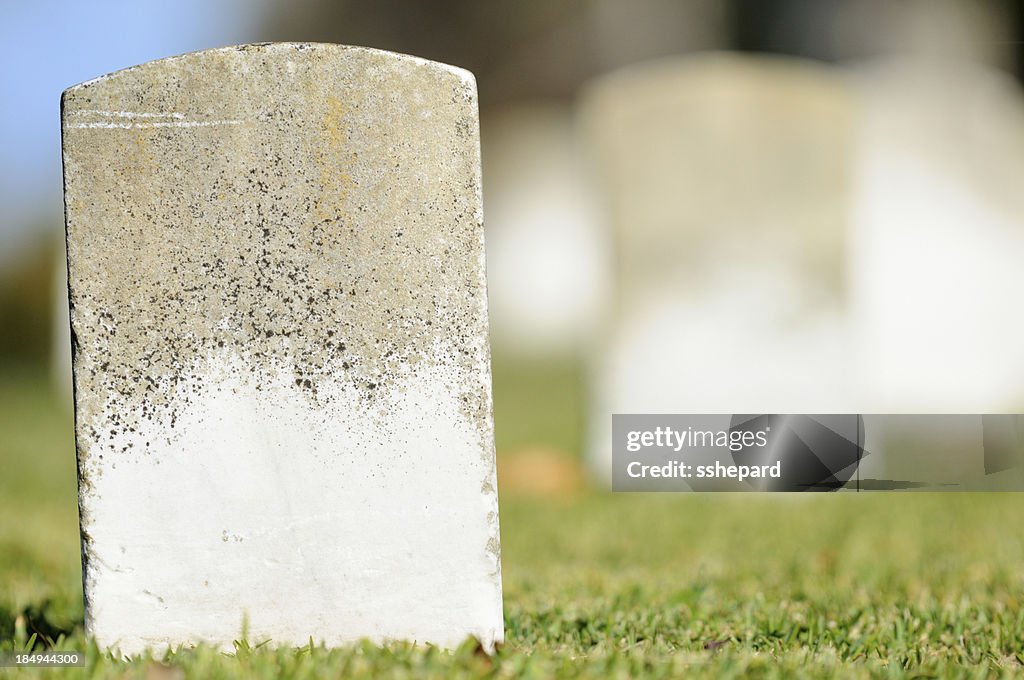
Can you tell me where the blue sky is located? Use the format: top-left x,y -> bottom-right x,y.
0,0 -> 271,260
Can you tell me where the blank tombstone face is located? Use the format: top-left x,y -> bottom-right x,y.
579,54 -> 856,483
62,43 -> 502,654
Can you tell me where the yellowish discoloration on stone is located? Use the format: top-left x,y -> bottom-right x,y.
64,43 -> 492,459
316,95 -> 352,220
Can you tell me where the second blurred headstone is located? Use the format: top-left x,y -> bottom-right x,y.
579,53 -> 855,485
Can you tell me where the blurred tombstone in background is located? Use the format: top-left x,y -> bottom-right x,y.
580,54 -> 855,484
848,58 -> 1024,483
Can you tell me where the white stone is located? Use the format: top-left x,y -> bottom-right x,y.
61,43 -> 502,654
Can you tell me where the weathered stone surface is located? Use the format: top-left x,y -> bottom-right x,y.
62,43 -> 501,654
579,54 -> 855,484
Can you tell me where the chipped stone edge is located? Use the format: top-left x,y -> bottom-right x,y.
59,79 -> 93,635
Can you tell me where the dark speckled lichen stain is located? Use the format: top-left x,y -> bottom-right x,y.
62,44 -> 493,472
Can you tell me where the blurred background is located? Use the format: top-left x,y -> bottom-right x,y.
3,0 -> 1024,642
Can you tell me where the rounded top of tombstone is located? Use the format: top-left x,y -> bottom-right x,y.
62,42 -> 477,100
579,51 -> 848,115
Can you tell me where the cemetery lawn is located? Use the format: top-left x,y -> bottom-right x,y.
5,365 -> 1024,678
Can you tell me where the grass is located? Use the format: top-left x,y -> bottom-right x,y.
3,362 -> 1024,678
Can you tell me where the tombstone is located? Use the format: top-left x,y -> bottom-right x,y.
578,54 -> 856,485
848,58 -> 1024,481
61,43 -> 502,654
